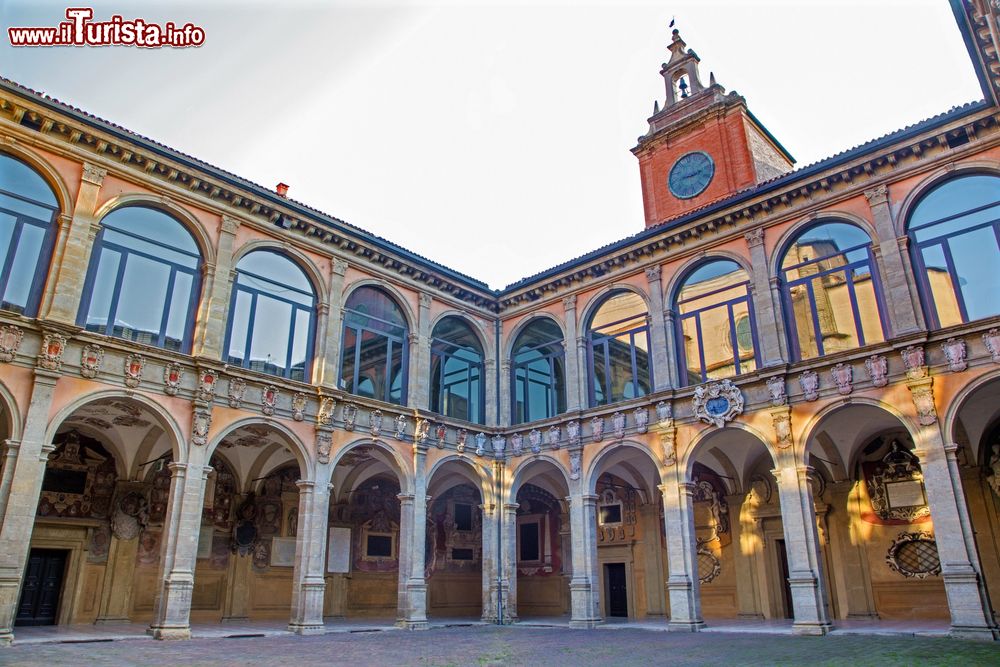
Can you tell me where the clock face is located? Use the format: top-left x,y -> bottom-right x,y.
668,151 -> 715,199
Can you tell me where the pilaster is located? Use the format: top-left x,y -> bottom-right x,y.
192,214 -> 240,359
563,295 -> 583,411
644,265 -> 671,391
397,442 -> 429,629
864,185 -> 922,334
659,478 -> 705,631
567,489 -> 601,628
319,259 -> 349,388
745,229 -> 785,366
408,293 -> 433,410
288,472 -> 333,634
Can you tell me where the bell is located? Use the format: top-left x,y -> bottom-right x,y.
678,77 -> 689,98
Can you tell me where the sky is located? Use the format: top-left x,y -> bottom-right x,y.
0,0 -> 984,290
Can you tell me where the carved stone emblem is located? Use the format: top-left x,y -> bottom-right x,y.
475,432 -> 487,457
342,403 -> 358,431
692,379 -> 744,428
591,416 -> 605,442
772,409 -> 792,449
316,431 -> 332,465
317,396 -> 336,426
197,369 -> 218,402
941,337 -> 968,372
369,409 -> 383,437
435,423 -> 447,447
80,344 -> 104,379
192,405 -> 212,447
292,392 -> 307,422
766,375 -> 786,406
0,324 -> 23,363
529,429 -> 541,454
548,425 -> 561,450
415,419 -> 431,445
655,401 -> 672,426
901,345 -> 927,380
866,441 -> 930,523
983,328 -> 1000,363
908,382 -> 936,426
163,362 -> 182,396
569,449 -> 582,481
38,332 -> 67,371
799,370 -> 819,402
510,432 -> 523,456
659,430 -> 676,466
566,420 -> 580,446
111,491 -> 148,541
227,377 -> 245,409
634,407 -> 649,434
124,354 -> 144,388
394,414 -> 407,440
456,428 -> 468,453
261,385 -> 278,417
865,354 -> 889,388
612,411 -> 626,439
831,363 -> 853,396
491,434 -> 505,456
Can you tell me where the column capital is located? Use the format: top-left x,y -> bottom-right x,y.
503,502 -> 520,513
332,258 -> 348,276
82,162 -> 107,186
397,493 -> 415,505
562,294 -> 577,311
220,214 -> 241,235
644,265 -> 662,283
418,293 -> 432,309
744,227 -> 765,248
863,184 -> 889,207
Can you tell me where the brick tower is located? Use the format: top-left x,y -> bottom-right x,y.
632,29 -> 795,228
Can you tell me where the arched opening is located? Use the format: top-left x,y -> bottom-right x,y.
804,404 -> 947,621
779,221 -> 886,360
511,459 -> 570,618
510,319 -> 566,424
327,442 -> 408,620
340,286 -> 409,406
430,317 -> 485,423
588,444 -> 665,621
673,259 -> 757,386
585,292 -> 652,407
426,459 -> 485,618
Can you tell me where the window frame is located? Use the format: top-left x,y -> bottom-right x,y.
224,249 -> 317,381
585,291 -> 653,408
778,221 -> 889,360
430,317 -> 485,424
510,320 -> 566,425
339,286 -> 409,406
78,206 -> 202,352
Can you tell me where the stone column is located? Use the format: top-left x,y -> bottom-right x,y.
567,489 -> 601,628
502,502 -> 519,621
829,480 -> 877,619
745,228 -> 785,367
663,309 -> 681,388
645,266 -> 671,391
729,493 -> 764,619
318,259 -> 348,389
95,482 -> 146,624
398,443 -> 429,629
773,464 -> 833,635
0,370 -> 58,646
484,359 -> 498,428
43,163 -> 105,324
480,500 -> 498,622
659,478 -> 704,631
221,520 -> 252,622
499,360 -> 512,428
148,452 -> 212,640
395,493 -> 414,624
864,185 -> 922,335
562,296 -> 583,412
288,472 -> 332,634
192,214 -> 240,359
408,294 -> 432,410
0,441 -> 21,530
914,434 -> 999,639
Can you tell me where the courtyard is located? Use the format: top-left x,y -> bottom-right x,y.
0,625 -> 997,666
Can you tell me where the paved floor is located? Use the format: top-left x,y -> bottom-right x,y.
0,625 -> 995,666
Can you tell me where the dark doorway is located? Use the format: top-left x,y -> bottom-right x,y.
16,549 -> 67,626
776,539 -> 794,619
606,563 -> 628,617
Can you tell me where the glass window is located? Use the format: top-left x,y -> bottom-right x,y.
907,175 -> 1000,328
225,250 -> 315,381
586,291 -> 651,407
780,221 -> 886,360
340,286 -> 408,405
431,316 -> 484,423
0,154 -> 59,316
511,318 -> 565,424
79,206 -> 201,351
674,259 -> 757,386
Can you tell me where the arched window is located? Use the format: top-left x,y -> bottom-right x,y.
586,291 -> 651,406
80,206 -> 201,351
225,250 -> 315,380
0,154 -> 59,316
907,174 -> 1000,328
780,221 -> 886,360
674,259 -> 757,386
340,286 -> 408,405
511,319 -> 565,424
430,317 -> 484,423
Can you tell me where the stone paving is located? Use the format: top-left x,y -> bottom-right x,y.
1,625 -> 997,666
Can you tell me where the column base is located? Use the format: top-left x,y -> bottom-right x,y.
569,618 -> 602,629
949,625 -> 1000,641
288,622 -> 326,635
792,621 -> 833,636
395,620 -> 429,630
147,625 -> 191,640
0,631 -> 12,647
667,620 -> 705,632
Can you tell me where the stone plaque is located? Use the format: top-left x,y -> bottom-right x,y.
327,526 -> 351,573
886,480 -> 925,509
270,536 -> 297,567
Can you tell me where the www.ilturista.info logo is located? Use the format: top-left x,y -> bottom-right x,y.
8,7 -> 205,48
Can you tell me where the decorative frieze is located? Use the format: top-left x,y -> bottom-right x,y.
475,432 -> 487,457
984,328 -> 1000,363
941,337 -> 968,372
342,403 -> 357,431
227,377 -> 245,409
655,400 -> 672,427
831,362 -> 853,396
659,428 -> 677,466
569,449 -> 582,481
394,414 -> 407,440
369,409 -> 383,437
38,332 -> 67,371
434,423 -> 446,447
162,361 -> 182,395
123,354 -> 144,388
566,420 -> 580,446
456,428 -> 468,453
196,369 -> 218,402
692,379 -> 744,428
634,407 -> 649,434
612,411 -> 626,439
510,432 -> 523,456
907,378 -> 937,426
771,406 -> 793,449
317,396 -> 336,426
865,354 -> 889,387
886,531 -> 940,579
766,375 -> 786,406
491,434 -> 505,457
547,425 -> 561,450
316,430 -> 332,465
261,385 -> 278,417
80,343 -> 104,379
901,345 -> 927,380
529,429 -> 541,454
291,392 -> 306,422
0,324 -> 23,363
591,416 -> 605,442
799,370 -> 819,402
191,404 -> 212,447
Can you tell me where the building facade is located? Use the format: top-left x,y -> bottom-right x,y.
1,0 -> 1000,645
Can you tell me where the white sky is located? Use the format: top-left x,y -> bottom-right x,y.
0,0 -> 984,290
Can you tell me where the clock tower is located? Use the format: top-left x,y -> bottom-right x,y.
632,29 -> 795,229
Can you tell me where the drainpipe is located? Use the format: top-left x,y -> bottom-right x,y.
494,317 -> 504,625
